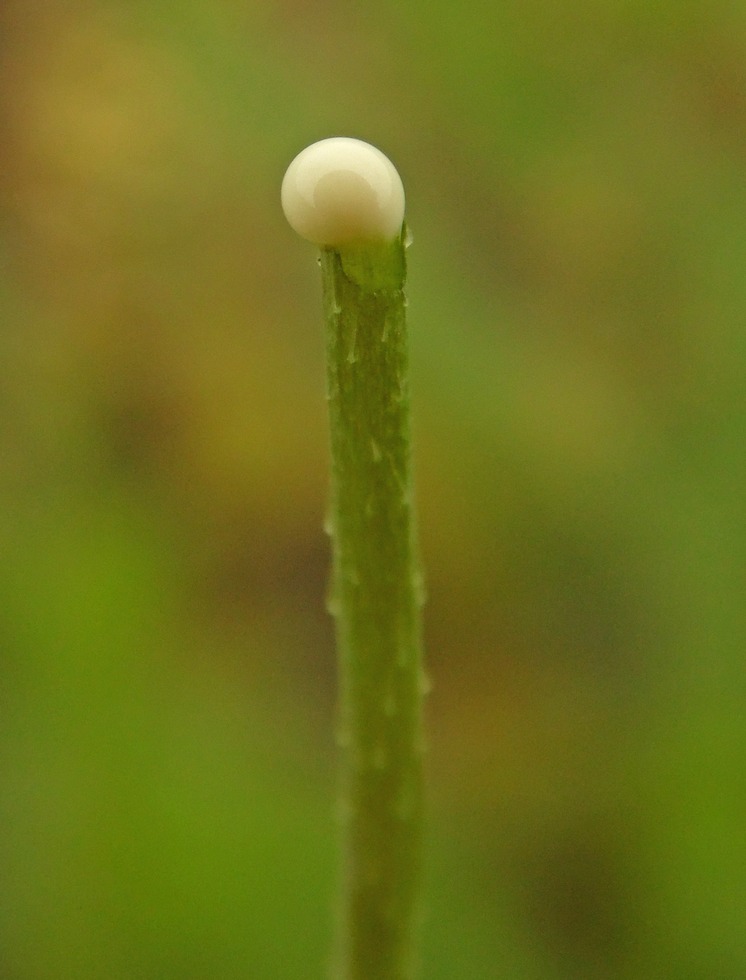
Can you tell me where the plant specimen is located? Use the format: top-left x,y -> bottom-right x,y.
283,137 -> 426,980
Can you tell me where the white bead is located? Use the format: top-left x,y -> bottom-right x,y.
281,137 -> 405,246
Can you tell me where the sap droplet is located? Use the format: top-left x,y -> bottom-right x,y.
281,137 -> 405,246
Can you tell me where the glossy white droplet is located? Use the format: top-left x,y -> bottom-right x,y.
281,137 -> 405,246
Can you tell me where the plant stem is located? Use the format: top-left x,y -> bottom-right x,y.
321,231 -> 425,980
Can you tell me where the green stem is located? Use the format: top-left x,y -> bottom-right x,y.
321,230 -> 425,980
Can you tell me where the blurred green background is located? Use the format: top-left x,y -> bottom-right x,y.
1,1 -> 745,977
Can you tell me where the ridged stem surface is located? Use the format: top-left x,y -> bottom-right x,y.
321,234 -> 425,980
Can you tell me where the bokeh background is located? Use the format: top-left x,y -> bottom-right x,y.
1,1 -> 745,977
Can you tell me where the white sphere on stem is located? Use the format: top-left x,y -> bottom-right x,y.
281,137 -> 405,246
